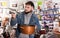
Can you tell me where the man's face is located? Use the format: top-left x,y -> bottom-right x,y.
25,5 -> 33,13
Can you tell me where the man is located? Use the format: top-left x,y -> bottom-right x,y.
10,1 -> 41,38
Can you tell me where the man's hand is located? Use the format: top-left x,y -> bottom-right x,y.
11,13 -> 16,19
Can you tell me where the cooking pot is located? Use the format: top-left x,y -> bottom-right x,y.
19,24 -> 35,35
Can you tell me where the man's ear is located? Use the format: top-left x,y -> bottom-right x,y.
32,7 -> 34,10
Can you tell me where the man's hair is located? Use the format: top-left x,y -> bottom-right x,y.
25,1 -> 34,8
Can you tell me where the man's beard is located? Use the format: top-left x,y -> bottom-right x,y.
24,10 -> 32,14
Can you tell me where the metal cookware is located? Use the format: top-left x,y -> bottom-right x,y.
19,24 -> 35,35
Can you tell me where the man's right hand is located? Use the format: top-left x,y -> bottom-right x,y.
11,13 -> 16,19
